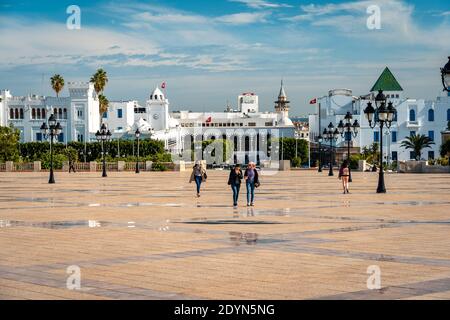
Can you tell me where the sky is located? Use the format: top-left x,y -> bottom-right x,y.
0,0 -> 449,116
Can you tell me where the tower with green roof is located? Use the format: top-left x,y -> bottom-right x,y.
370,67 -> 403,100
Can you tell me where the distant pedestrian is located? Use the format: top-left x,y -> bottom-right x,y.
339,160 -> 350,194
189,161 -> 207,197
69,158 -> 76,173
228,164 -> 243,207
244,162 -> 260,207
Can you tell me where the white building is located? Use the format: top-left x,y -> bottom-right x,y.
309,67 -> 450,162
0,82 -> 99,143
128,81 -> 296,164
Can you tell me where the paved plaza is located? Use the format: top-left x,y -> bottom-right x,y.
0,170 -> 450,300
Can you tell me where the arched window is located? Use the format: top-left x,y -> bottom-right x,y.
58,108 -> 63,119
409,109 -> 416,122
447,109 -> 450,121
234,136 -> 238,152
32,108 -> 36,119
428,109 -> 434,122
42,109 -> 46,119
9,108 -> 14,119
245,136 -> 250,152
20,109 -> 24,119
15,109 -> 19,119
37,108 -> 41,119
160,95 -> 163,100
54,108 -> 58,116
63,108 -> 67,119
154,95 -> 158,100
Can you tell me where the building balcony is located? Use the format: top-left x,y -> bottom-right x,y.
406,121 -> 420,128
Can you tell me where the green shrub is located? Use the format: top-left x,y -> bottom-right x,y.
152,162 -> 168,172
291,157 -> 301,168
41,152 -> 68,170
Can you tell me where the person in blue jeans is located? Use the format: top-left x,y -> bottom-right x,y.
244,162 -> 260,207
228,164 -> 243,207
189,161 -> 207,197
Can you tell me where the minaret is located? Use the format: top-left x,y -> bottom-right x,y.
275,80 -> 290,112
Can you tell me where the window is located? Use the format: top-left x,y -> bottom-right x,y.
36,132 -> 42,142
410,151 -> 416,160
77,110 -> 83,118
428,151 -> 435,160
117,127 -> 123,131
410,131 -> 416,137
448,109 -> 450,121
32,108 -> 36,119
102,112 -> 108,119
428,109 -> 435,122
58,132 -> 64,143
393,111 -> 398,122
428,131 -> 434,141
392,151 -> 398,161
392,131 -> 397,143
374,131 -> 380,142
248,122 -> 256,127
265,122 -> 273,127
409,109 -> 416,122
77,134 -> 84,142
9,109 -> 14,119
117,109 -> 123,119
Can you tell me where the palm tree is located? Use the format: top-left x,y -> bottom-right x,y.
90,69 -> 109,125
401,134 -> 435,160
50,74 -> 65,97
90,68 -> 108,95
98,94 -> 109,118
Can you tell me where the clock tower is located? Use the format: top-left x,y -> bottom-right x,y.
147,86 -> 169,131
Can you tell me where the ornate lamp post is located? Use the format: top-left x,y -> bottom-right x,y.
441,56 -> 450,93
135,129 -> 141,174
338,112 -> 360,182
364,90 -> 397,193
318,134 -> 323,172
95,123 -> 112,178
323,123 -> 339,176
40,114 -> 62,184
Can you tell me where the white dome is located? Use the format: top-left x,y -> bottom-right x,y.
150,87 -> 165,101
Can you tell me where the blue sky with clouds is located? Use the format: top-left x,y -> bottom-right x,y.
0,0 -> 449,115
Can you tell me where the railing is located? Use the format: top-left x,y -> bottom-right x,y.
13,162 -> 34,172
0,163 -> 6,172
74,162 -> 91,172
124,162 -> 146,171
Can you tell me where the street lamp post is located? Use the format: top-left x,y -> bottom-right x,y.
337,112 -> 360,182
95,123 -> 112,178
440,56 -> 450,94
40,114 -> 62,184
318,134 -> 323,172
135,129 -> 141,174
364,90 -> 397,193
323,123 -> 339,177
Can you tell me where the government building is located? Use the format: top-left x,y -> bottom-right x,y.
309,67 -> 450,163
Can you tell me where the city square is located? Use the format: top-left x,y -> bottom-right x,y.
1,170 -> 450,300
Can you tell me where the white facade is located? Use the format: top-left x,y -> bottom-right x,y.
309,75 -> 450,162
0,82 -> 99,143
102,100 -> 137,138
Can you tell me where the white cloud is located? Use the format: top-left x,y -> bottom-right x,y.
215,12 -> 269,25
229,0 -> 292,9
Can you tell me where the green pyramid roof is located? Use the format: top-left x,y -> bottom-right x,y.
370,67 -> 403,92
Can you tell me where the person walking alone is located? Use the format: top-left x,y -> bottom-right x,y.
189,161 -> 207,197
228,164 -> 243,208
244,162 -> 259,207
339,160 -> 351,194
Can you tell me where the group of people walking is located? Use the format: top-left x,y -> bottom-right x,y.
190,160 -> 352,204
190,161 -> 260,207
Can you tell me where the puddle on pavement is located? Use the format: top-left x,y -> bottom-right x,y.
178,219 -> 283,225
0,220 -> 113,229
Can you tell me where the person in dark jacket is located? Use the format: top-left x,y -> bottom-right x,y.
244,162 -> 259,206
228,164 -> 243,207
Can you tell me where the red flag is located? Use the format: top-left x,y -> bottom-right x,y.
309,98 -> 317,104
206,116 -> 212,123
161,82 -> 166,89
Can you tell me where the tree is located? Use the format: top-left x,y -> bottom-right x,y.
401,134 -> 435,160
441,139 -> 450,158
361,142 -> 380,165
276,138 -> 309,164
90,69 -> 109,125
90,68 -> 108,95
0,125 -> 20,162
98,94 -> 109,117
50,74 -> 65,97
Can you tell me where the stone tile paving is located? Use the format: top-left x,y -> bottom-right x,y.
0,171 -> 449,299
